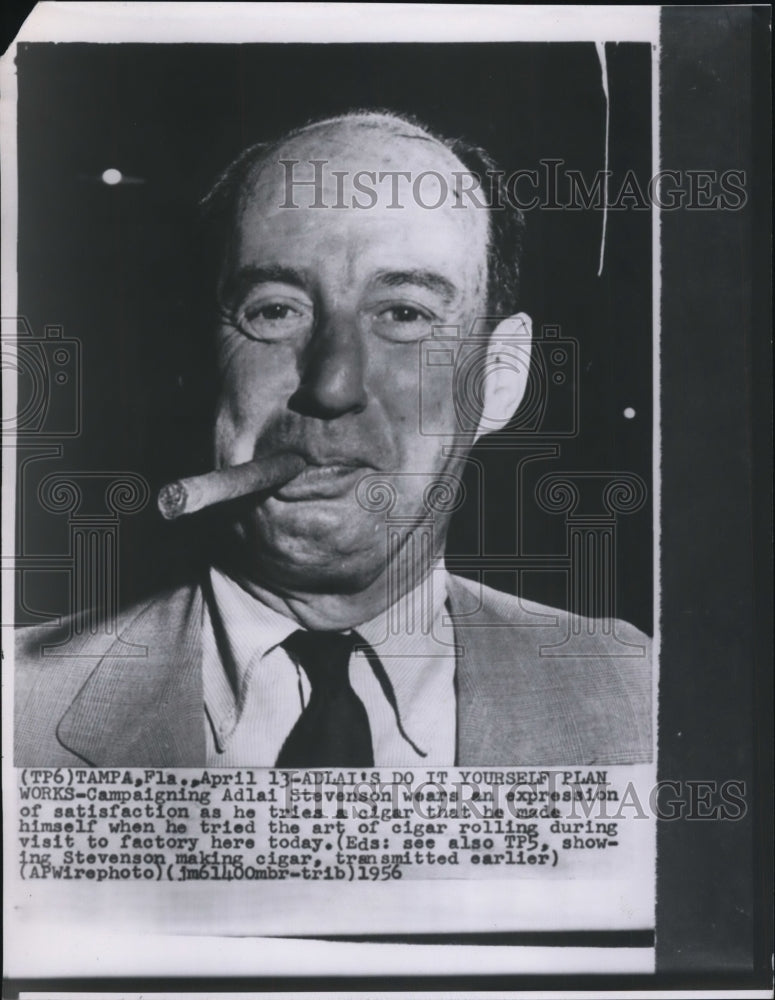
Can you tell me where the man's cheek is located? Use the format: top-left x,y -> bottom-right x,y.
216,327 -> 252,377
216,352 -> 279,429
213,397 -> 263,465
213,406 -> 238,464
378,357 -> 453,437
418,367 -> 460,437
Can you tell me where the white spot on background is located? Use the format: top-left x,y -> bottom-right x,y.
624,407 -> 636,419
101,168 -> 123,186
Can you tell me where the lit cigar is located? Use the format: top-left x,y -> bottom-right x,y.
157,453 -> 307,520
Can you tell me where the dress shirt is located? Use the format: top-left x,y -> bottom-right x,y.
202,564 -> 457,766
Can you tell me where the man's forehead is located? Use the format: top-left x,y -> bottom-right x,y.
252,114 -> 472,181
230,116 -> 490,261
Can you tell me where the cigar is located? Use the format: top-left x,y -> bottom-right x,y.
157,453 -> 307,520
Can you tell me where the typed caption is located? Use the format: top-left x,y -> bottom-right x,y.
13,766 -> 679,884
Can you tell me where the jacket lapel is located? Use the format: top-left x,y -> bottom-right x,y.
447,574 -> 501,763
447,574 -> 546,764
57,584 -> 205,766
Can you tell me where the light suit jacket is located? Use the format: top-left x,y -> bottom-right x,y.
14,575 -> 652,766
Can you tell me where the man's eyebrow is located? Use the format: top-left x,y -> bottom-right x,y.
371,269 -> 459,303
220,264 -> 309,303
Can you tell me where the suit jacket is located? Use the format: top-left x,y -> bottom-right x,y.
14,575 -> 652,766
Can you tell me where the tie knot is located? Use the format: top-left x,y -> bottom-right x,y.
283,629 -> 358,691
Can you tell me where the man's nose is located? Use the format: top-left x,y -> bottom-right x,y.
290,311 -> 368,418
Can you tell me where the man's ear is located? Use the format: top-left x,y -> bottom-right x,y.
474,313 -> 532,443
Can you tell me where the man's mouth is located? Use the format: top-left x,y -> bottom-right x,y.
273,458 -> 371,501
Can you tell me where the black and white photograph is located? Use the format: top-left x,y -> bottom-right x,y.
2,3 -> 770,995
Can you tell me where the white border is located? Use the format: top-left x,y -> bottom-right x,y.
14,2 -> 660,44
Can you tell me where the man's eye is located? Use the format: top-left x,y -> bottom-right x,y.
244,302 -> 300,324
387,306 -> 424,322
233,300 -> 310,341
252,303 -> 294,321
372,304 -> 435,341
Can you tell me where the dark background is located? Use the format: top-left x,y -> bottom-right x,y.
13,41 -> 653,634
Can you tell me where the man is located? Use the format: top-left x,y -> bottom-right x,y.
14,110 -> 652,767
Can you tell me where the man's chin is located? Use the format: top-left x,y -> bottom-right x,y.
237,536 -> 387,595
255,556 -> 386,596
258,490 -> 370,539
226,504 -> 386,593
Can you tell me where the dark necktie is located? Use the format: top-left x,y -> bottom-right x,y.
275,629 -> 374,767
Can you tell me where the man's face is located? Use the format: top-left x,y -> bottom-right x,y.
213,119 -> 490,593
